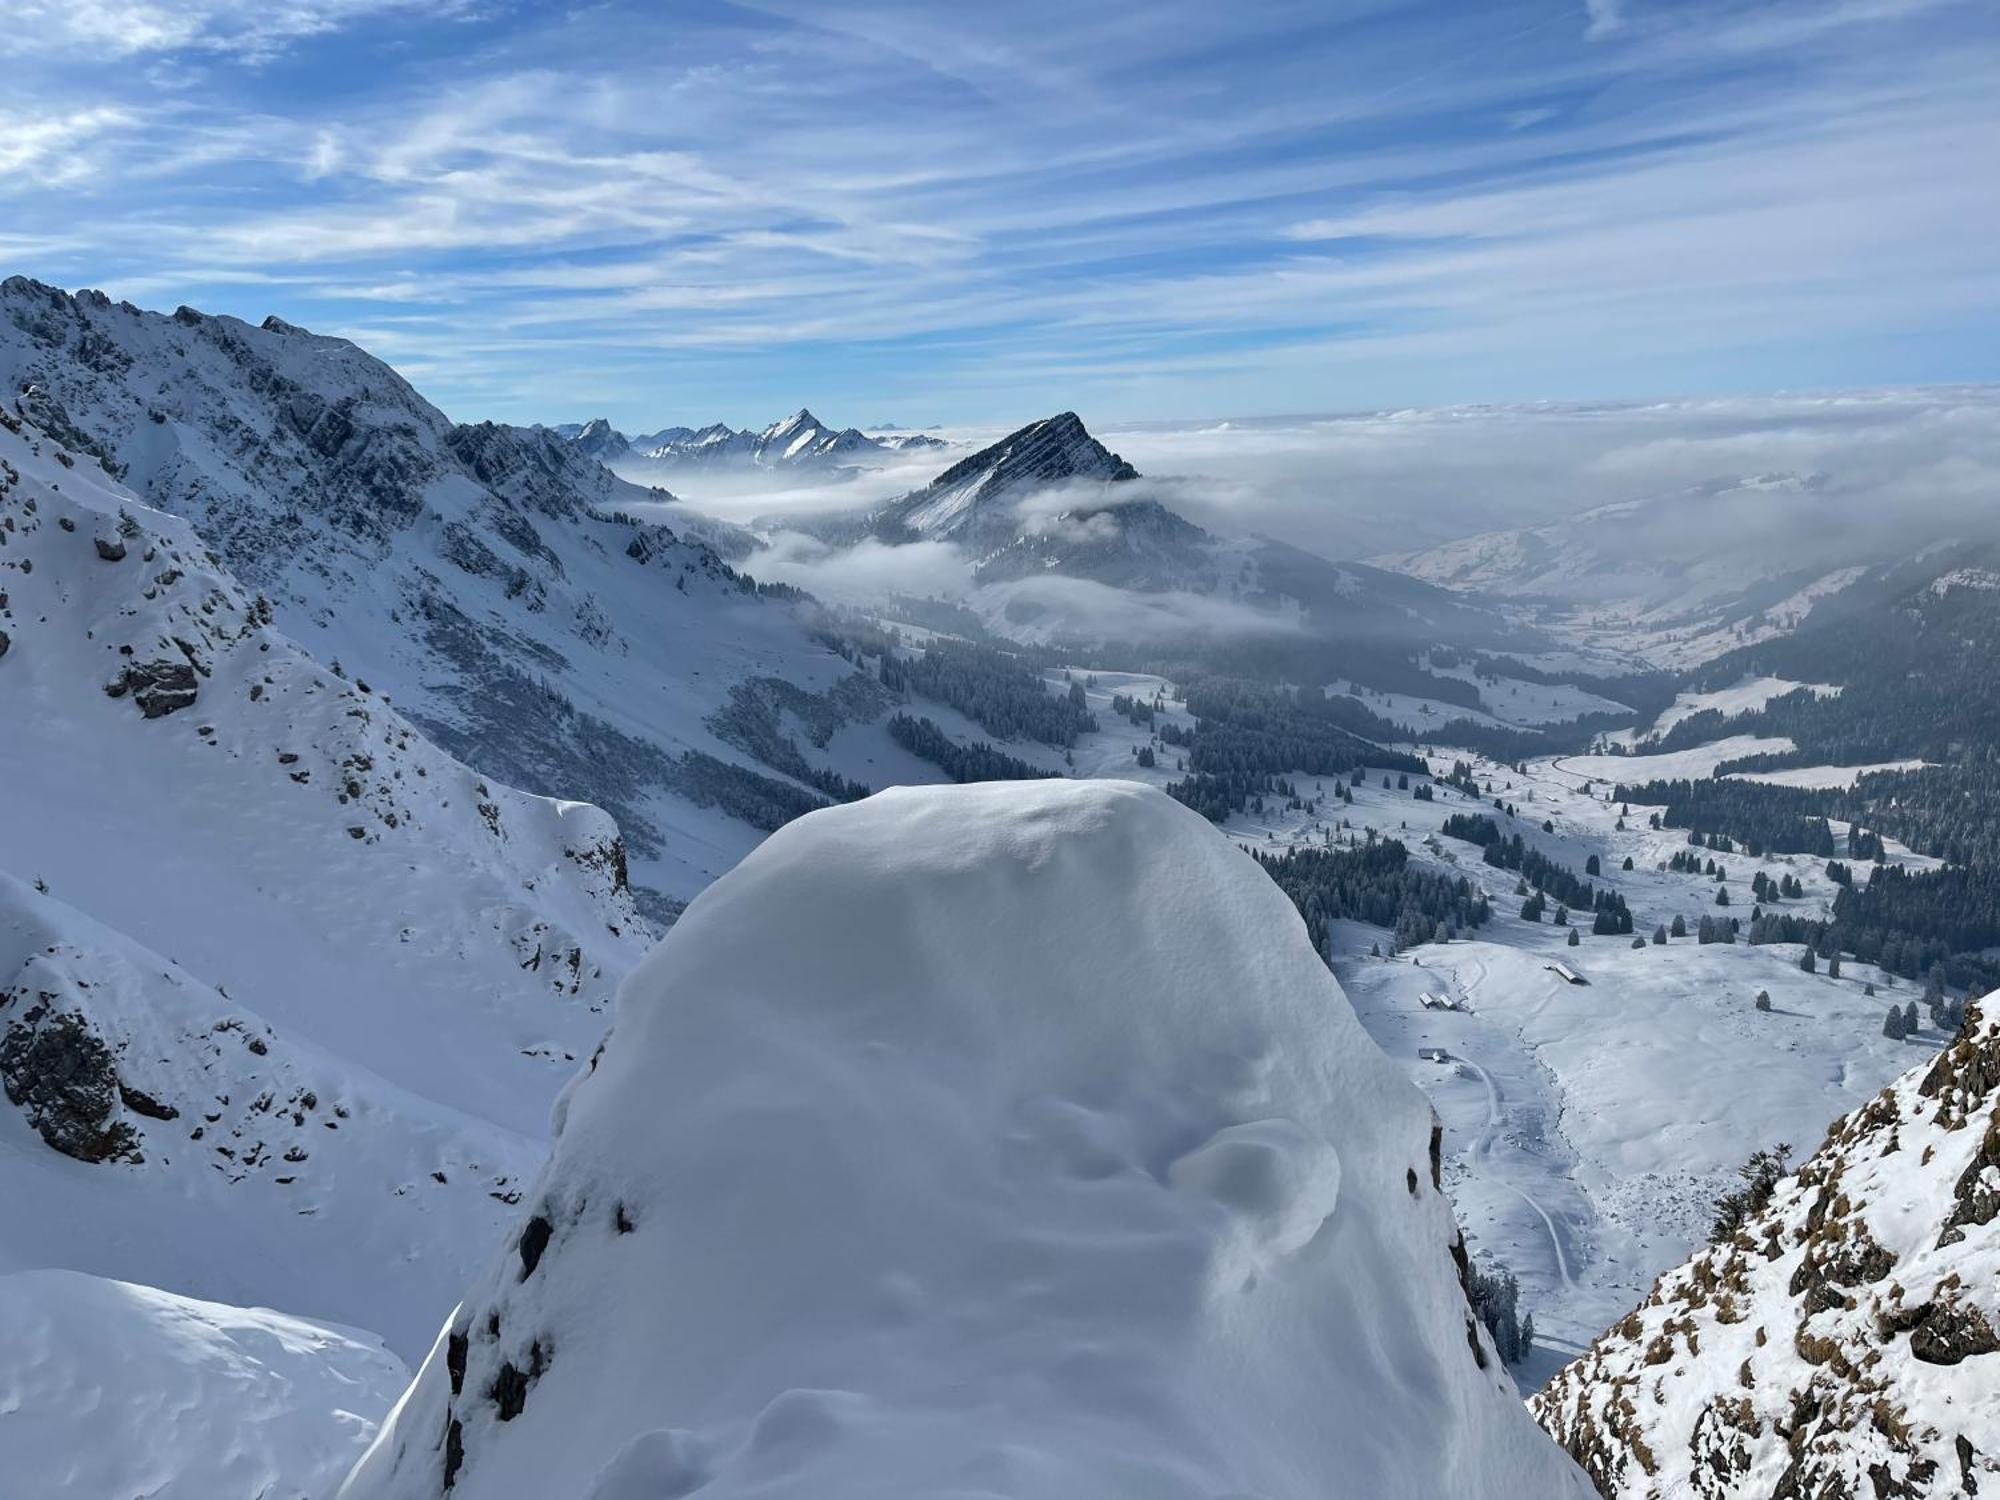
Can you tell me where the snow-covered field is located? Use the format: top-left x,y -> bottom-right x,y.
1551,735 -> 1795,785
1163,735 -> 1943,1387
1728,758 -> 1927,789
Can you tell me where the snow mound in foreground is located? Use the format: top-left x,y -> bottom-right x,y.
0,1268 -> 408,1500
344,780 -> 1590,1500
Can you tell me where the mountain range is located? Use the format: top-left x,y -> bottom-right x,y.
0,277 -> 886,911
557,408 -> 946,479
5,277 -> 1997,1499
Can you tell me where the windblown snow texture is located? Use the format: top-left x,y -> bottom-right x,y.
0,1268 -> 409,1500
343,780 -> 1591,1500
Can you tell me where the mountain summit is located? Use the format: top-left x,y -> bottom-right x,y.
341,780 -> 1591,1500
869,411 -> 1139,550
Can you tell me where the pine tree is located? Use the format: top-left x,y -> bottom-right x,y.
1670,914 -> 1687,938
1756,990 -> 1772,1011
1652,924 -> 1668,945
1827,953 -> 1841,978
1567,927 -> 1580,947
1585,854 -> 1601,876
1800,949 -> 1816,974
1903,1000 -> 1919,1033
1623,855 -> 1634,871
1883,1005 -> 1907,1040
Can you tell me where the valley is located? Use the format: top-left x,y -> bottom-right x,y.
2,290 -> 1994,1496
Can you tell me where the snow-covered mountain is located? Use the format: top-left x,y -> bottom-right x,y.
1532,996 -> 2000,1496
0,402 -> 647,1350
572,408 -> 907,478
341,780 -> 1593,1500
867,409 -> 1141,552
0,277 -> 877,907
850,411 -> 1536,658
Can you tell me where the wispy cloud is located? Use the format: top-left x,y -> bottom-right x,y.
0,0 -> 476,61
2,0 -> 1994,424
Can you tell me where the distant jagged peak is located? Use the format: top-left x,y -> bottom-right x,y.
570,416 -> 630,461
763,406 -> 823,438
940,410 -> 1139,490
876,411 -> 1139,544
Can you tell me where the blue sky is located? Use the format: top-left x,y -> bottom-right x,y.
3,0 -> 1996,428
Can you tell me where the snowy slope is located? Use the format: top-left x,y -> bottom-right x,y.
0,1269 -> 408,1500
342,781 -> 1592,1500
0,405 -> 662,1354
1372,477 -> 1903,669
0,873 -> 549,1354
0,278 -> 872,904
1167,735 -> 1948,1385
0,406 -> 645,1137
1532,997 -> 2000,1497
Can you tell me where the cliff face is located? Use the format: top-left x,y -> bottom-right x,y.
1533,997 -> 2000,1498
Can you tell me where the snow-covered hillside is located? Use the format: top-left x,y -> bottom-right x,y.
1532,997 -> 2000,1496
0,1269 -> 409,1500
0,404 -> 659,1355
341,781 -> 1592,1500
1157,730 -> 1950,1384
0,278 -> 874,905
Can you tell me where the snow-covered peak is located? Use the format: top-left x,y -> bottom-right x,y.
0,280 -> 867,902
870,411 -> 1139,550
1533,995 -> 2000,1496
604,409 -> 893,473
343,780 -> 1590,1500
762,407 -> 821,440
571,417 -> 629,461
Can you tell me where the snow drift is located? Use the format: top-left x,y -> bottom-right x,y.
343,779 -> 1589,1500
0,1268 -> 408,1500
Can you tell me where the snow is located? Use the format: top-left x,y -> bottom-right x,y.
342,781 -> 1590,1500
1551,735 -> 1797,785
1727,758 -> 1928,789
1533,999 -> 2000,1495
1183,740 -> 1942,1385
0,1269 -> 408,1500
1611,674 -> 1839,744
0,409 -> 642,1356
